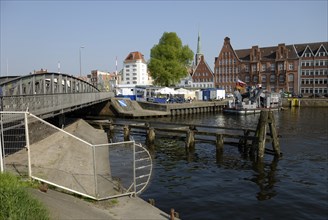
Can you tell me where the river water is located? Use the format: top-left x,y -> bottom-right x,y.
114,107 -> 328,220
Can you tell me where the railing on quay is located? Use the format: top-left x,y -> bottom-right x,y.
0,111 -> 152,200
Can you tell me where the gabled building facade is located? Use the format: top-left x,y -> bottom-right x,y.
191,32 -> 214,88
214,37 -> 241,92
121,51 -> 152,85
214,37 -> 328,96
294,42 -> 328,96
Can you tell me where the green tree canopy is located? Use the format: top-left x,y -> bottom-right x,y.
148,32 -> 194,86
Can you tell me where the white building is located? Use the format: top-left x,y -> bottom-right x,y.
121,51 -> 152,85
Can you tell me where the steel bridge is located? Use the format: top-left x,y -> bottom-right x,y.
0,72 -> 113,118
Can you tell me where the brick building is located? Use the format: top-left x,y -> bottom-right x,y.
214,37 -> 328,96
191,32 -> 214,88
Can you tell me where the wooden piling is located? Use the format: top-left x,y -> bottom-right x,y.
146,127 -> 156,147
185,129 -> 195,150
215,134 -> 224,153
257,111 -> 268,159
123,125 -> 130,141
268,111 -> 281,157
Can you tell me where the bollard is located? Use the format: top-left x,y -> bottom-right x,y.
170,208 -> 179,220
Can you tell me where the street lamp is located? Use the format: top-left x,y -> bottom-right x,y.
79,46 -> 85,77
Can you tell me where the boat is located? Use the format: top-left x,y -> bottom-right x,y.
223,86 -> 282,115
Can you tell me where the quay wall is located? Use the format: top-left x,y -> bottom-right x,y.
282,98 -> 328,107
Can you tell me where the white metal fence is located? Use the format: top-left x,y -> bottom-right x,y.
0,111 -> 152,200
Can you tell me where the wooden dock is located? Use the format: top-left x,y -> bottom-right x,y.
88,110 -> 281,162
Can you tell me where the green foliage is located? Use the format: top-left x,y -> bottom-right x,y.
148,32 -> 194,86
0,172 -> 49,220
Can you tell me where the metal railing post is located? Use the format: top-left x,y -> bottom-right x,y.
133,141 -> 136,195
93,145 -> 98,198
0,113 -> 3,172
24,112 -> 32,177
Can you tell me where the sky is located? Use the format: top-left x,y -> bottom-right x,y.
0,0 -> 327,77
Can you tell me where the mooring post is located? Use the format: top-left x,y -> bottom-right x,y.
123,125 -> 130,141
185,129 -> 195,150
146,127 -> 156,147
215,134 -> 224,153
257,111 -> 268,159
268,111 -> 281,157
107,122 -> 115,142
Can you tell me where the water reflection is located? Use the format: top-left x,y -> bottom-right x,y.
251,157 -> 279,201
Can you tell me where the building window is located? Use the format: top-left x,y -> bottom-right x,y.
289,63 -> 294,70
262,64 -> 266,71
245,75 -> 250,83
270,75 -> 275,82
288,74 -> 294,82
261,75 -> 267,82
271,64 -> 275,71
245,65 -> 249,72
254,76 -> 258,83
252,64 -> 257,72
278,63 -> 283,70
279,74 -> 285,82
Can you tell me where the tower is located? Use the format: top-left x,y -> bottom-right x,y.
195,32 -> 203,66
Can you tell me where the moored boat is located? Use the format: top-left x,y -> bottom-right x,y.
223,85 -> 282,114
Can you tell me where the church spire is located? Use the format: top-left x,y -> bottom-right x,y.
197,31 -> 201,54
195,31 -> 203,66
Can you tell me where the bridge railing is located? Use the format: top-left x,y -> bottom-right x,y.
0,92 -> 113,117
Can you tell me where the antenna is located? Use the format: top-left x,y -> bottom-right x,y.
115,56 -> 118,76
58,61 -> 61,73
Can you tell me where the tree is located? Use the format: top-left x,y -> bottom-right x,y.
148,32 -> 194,86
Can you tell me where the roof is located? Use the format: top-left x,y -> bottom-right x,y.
293,42 -> 328,56
124,51 -> 146,63
233,41 -> 327,61
235,45 -> 298,61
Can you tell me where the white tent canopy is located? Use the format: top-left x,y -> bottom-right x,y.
154,87 -> 176,95
174,88 -> 191,94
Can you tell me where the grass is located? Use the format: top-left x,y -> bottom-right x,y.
0,172 -> 50,220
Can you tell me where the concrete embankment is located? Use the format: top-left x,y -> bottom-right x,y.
5,118 -> 175,220
29,188 -> 173,220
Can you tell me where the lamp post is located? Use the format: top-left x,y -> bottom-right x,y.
79,46 -> 85,77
